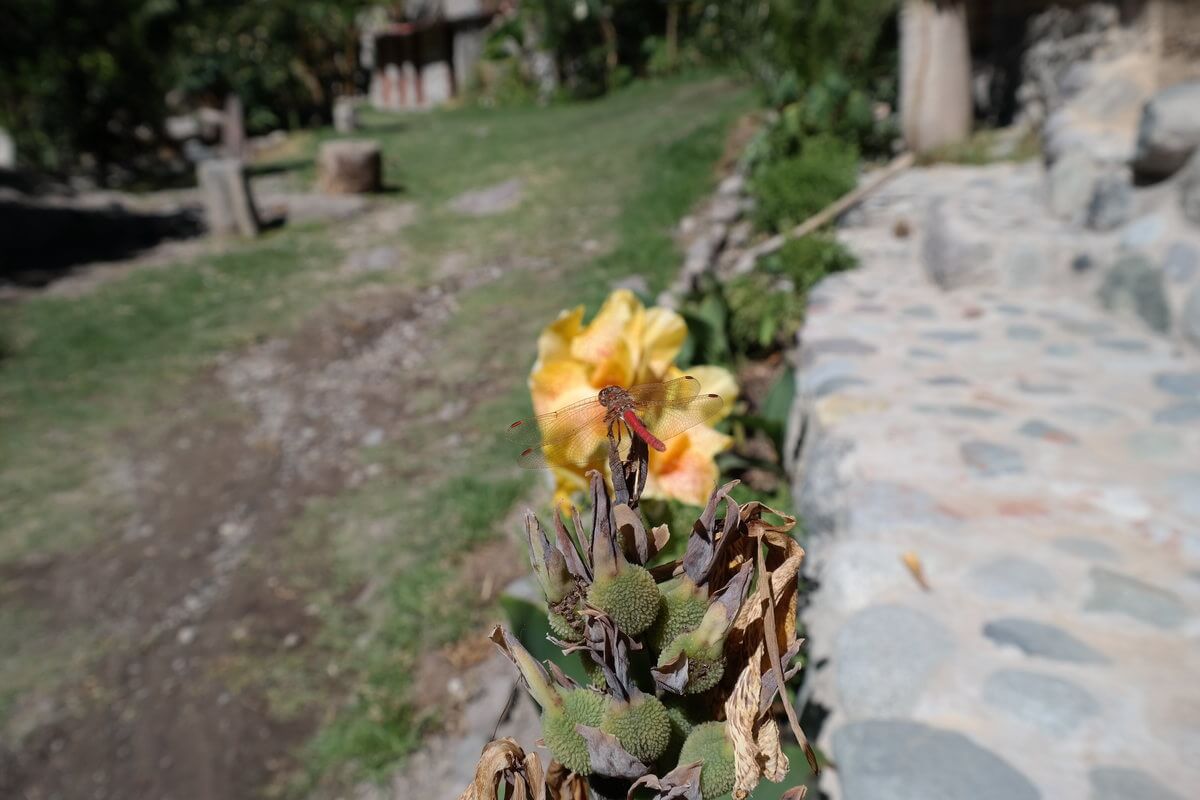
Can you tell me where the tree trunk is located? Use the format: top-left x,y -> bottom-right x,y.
666,2 -> 680,72
899,0 -> 972,153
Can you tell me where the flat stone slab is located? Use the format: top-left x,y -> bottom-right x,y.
1089,767 -> 1186,800
832,720 -> 1041,800
983,669 -> 1100,735
1084,568 -> 1188,629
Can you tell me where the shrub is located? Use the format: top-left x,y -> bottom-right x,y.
751,135 -> 858,233
766,233 -> 858,292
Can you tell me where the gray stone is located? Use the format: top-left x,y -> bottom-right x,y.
814,376 -> 868,398
996,303 -> 1026,316
961,441 -> 1025,476
924,199 -> 995,289
1133,81 -> 1200,179
343,245 -> 399,273
1085,567 -> 1188,629
835,605 -> 954,718
947,405 -> 1000,420
832,720 -> 1041,800
848,482 -> 961,532
807,337 -> 878,357
1048,149 -> 1100,223
983,669 -> 1100,735
1018,378 -> 1071,395
922,330 -> 980,343
1164,242 -> 1199,283
926,375 -> 969,386
970,556 -> 1057,600
1120,215 -> 1167,250
1045,344 -> 1080,357
1053,536 -> 1118,562
1127,430 -> 1182,459
1072,253 -> 1095,273
902,304 -> 937,318
983,617 -> 1108,663
197,158 -> 261,237
1007,325 -> 1043,341
1153,371 -> 1200,397
317,139 -> 382,195
1095,337 -> 1150,352
1167,472 -> 1200,519
1018,419 -> 1077,444
1089,766 -> 1187,800
1057,318 -> 1113,336
1181,151 -> 1200,225
1097,253 -> 1170,333
1086,168 -> 1134,231
448,177 -> 524,216
1153,401 -> 1200,425
1184,285 -> 1200,350
909,347 -> 944,360
1053,403 -> 1123,425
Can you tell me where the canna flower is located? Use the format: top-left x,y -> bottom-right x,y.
528,289 -> 737,507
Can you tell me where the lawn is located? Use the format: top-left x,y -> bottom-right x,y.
0,74 -> 753,795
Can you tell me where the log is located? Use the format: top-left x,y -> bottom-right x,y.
197,158 -> 261,238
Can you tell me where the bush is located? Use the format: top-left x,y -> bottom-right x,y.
766,233 -> 858,291
751,135 -> 858,233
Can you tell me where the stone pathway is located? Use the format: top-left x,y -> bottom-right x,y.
792,165 -> 1200,800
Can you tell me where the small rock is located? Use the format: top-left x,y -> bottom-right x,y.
1085,567 -> 1187,629
961,440 -> 1025,477
970,556 -> 1057,600
1119,215 -> 1167,250
1132,81 -> 1200,179
1126,430 -> 1182,459
807,337 -> 878,357
1153,401 -> 1200,425
1048,150 -> 1100,223
1154,371 -> 1200,398
1007,325 -> 1043,341
1183,284 -> 1200,350
611,274 -> 650,296
1181,152 -> 1200,225
1018,419 -> 1077,444
1163,242 -> 1199,283
177,627 -> 197,646
833,720 -> 1040,800
362,428 -> 385,447
923,199 -> 995,289
983,668 -> 1100,735
1086,169 -> 1134,231
921,330 -> 980,343
1089,766 -> 1187,800
1072,253 -> 1095,273
1052,536 -> 1118,562
983,617 -> 1109,663
282,632 -> 303,649
448,178 -> 524,216
835,605 -> 955,718
343,246 -> 398,273
1097,252 -> 1170,333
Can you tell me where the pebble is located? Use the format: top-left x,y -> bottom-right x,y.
1052,536 -> 1118,562
1018,419 -> 1078,444
1152,401 -> 1200,425
982,617 -> 1109,663
1007,325 -> 1043,341
983,669 -> 1100,735
833,720 -> 1040,800
835,605 -> 954,717
970,556 -> 1058,600
922,330 -> 981,343
961,440 -> 1026,476
1084,568 -> 1188,629
1152,371 -> 1200,397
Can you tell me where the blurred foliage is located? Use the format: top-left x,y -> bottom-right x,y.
750,135 -> 858,233
0,0 -> 368,181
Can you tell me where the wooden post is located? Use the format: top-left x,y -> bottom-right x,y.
222,93 -> 246,159
899,0 -> 972,153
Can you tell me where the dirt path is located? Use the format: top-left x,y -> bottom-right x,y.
0,214 -> 529,799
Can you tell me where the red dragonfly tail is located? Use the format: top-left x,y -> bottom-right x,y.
623,410 -> 667,452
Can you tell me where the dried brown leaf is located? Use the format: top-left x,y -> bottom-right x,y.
629,761 -> 704,800
576,723 -> 649,778
457,739 -> 546,800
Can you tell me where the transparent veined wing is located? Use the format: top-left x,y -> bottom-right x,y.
625,375 -> 702,407
635,393 -> 724,443
505,397 -> 610,470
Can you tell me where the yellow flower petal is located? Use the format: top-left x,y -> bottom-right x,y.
645,425 -> 733,506
683,364 -> 739,420
530,360 -> 594,416
571,289 -> 639,366
635,307 -> 687,381
534,305 -> 585,367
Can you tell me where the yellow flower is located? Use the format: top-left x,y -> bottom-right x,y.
528,289 -> 737,507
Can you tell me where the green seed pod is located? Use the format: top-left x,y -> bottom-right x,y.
587,562 -> 660,636
541,710 -> 592,774
663,696 -> 702,758
549,610 -> 583,643
600,694 -> 671,764
657,629 -> 725,694
581,655 -> 607,689
646,577 -> 708,653
678,722 -> 736,800
561,687 -> 609,727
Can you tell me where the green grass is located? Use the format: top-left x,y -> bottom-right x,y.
0,74 -> 753,791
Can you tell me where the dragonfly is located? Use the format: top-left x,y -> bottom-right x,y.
506,375 -> 724,469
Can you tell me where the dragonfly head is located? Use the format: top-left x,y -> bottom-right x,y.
597,385 -> 627,409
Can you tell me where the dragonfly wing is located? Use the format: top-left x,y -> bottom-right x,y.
626,375 -> 701,406
506,396 -> 605,448
636,393 -> 724,443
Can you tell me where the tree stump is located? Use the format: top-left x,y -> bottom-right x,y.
899,0 -> 972,154
317,140 -> 382,195
197,158 -> 261,237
